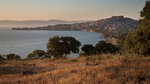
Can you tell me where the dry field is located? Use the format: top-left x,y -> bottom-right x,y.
0,54 -> 150,84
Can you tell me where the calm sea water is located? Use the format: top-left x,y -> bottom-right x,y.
0,29 -> 105,58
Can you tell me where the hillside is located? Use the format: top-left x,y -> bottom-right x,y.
12,16 -> 137,31
0,54 -> 149,84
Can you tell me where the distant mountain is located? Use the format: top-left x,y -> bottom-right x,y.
12,16 -> 138,31
0,20 -> 89,27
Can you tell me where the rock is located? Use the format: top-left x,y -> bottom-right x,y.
93,63 -> 99,66
36,77 -> 42,81
137,76 -> 146,83
86,62 -> 91,66
17,81 -> 21,83
30,64 -> 35,66
23,64 -> 35,66
85,72 -> 88,75
22,71 -> 36,76
70,70 -> 77,73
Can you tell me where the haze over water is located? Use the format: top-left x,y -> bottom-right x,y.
0,29 -> 104,58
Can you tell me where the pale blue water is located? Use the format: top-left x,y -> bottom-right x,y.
0,29 -> 105,58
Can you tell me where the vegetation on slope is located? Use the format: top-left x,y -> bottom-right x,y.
123,0 -> 150,56
0,54 -> 149,84
0,1 -> 150,84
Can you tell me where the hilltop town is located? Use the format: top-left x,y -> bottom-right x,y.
12,16 -> 137,32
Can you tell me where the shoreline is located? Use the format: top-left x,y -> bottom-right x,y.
86,30 -> 113,43
12,28 -> 112,43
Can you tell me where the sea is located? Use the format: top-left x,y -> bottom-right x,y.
0,28 -> 105,58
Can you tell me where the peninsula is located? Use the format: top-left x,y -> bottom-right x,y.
12,16 -> 137,32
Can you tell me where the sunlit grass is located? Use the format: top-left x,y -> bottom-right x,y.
0,54 -> 149,84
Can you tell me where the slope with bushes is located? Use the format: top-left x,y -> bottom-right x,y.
0,54 -> 149,84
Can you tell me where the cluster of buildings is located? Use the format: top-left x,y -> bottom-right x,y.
12,16 -> 138,31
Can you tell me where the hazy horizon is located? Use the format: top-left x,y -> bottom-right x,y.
0,15 -> 137,28
0,0 -> 146,21
0,19 -> 91,28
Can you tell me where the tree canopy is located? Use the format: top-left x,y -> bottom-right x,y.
81,41 -> 119,56
95,41 -> 119,54
0,55 -> 4,62
27,50 -> 47,59
81,44 -> 94,55
47,36 -> 81,58
4,54 -> 21,60
123,0 -> 150,56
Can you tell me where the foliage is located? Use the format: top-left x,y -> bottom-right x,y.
81,41 -> 119,56
95,41 -> 119,54
4,53 -> 21,60
27,50 -> 47,59
0,54 -> 5,62
81,44 -> 94,55
123,1 -> 150,56
47,36 -> 81,58
33,50 -> 47,58
79,52 -> 87,57
27,53 -> 34,59
0,54 -> 150,84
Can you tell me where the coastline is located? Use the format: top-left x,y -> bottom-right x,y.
86,30 -> 113,43
12,28 -> 112,43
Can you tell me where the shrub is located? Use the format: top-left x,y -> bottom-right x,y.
94,41 -> 119,54
27,50 -> 47,59
4,53 -> 21,60
27,53 -> 34,59
0,54 -> 5,62
81,44 -> 94,55
79,52 -> 87,57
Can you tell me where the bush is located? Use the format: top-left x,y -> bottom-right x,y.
85,57 -> 90,62
27,50 -> 47,59
95,41 -> 119,54
79,52 -> 87,57
27,53 -> 34,59
0,54 -> 5,62
81,41 -> 119,56
81,44 -> 94,55
4,53 -> 21,60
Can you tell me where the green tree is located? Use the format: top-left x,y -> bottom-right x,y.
123,1 -> 150,55
95,41 -> 118,54
27,50 -> 47,59
4,54 -> 21,60
27,53 -> 34,59
0,54 -> 5,62
81,44 -> 94,55
47,36 -> 63,58
47,36 -> 81,58
33,50 -> 47,58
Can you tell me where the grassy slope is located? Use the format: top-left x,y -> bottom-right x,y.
0,54 -> 150,84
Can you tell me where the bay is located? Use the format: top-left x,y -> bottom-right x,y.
0,29 -> 105,58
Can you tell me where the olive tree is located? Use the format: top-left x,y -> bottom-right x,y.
27,50 -> 47,59
81,44 -> 94,55
27,53 -> 34,59
47,36 -> 81,58
4,53 -> 21,60
95,41 -> 119,54
0,54 -> 5,62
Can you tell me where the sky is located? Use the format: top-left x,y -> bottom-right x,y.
0,0 -> 147,21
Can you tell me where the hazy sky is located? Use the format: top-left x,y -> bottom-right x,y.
0,0 -> 146,21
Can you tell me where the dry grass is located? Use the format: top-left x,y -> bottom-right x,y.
0,54 -> 150,84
